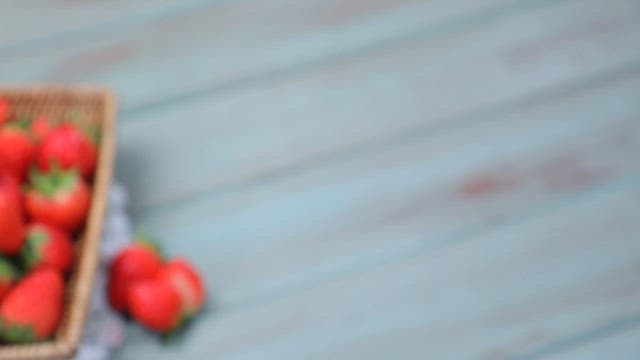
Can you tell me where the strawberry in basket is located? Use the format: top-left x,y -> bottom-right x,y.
0,122 -> 36,182
22,222 -> 75,274
0,268 -> 64,342
0,98 -> 9,126
36,122 -> 98,179
25,167 -> 91,233
0,173 -> 25,256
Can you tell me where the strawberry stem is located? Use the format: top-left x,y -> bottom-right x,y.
29,165 -> 79,198
0,257 -> 17,282
65,110 -> 101,144
134,233 -> 165,259
22,230 -> 47,270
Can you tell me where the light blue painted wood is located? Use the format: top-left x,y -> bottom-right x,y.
113,0 -> 640,210
115,176 -> 640,359
542,323 -> 640,360
0,0 -> 209,50
1,0 -> 577,112
115,69 -> 640,357
3,0 -> 639,358
134,72 -> 640,311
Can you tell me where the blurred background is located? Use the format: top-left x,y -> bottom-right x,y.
3,0 -> 640,358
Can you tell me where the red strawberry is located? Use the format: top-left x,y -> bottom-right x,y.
0,172 -> 22,213
0,268 -> 64,342
0,124 -> 36,181
36,123 -> 98,179
25,167 -> 91,232
22,222 -> 74,274
0,256 -> 18,300
0,174 -> 25,256
128,277 -> 182,333
108,241 -> 163,313
0,97 -> 9,126
158,259 -> 206,317
30,115 -> 54,143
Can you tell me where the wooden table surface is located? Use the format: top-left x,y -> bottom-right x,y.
3,1 -> 640,358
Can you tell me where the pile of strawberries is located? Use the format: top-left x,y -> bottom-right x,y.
108,240 -> 206,334
0,96 -> 97,342
0,96 -> 206,342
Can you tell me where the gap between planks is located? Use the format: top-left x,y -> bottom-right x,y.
509,314 -> 640,359
536,319 -> 640,359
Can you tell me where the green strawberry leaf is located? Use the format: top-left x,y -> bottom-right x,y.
28,165 -> 79,198
10,113 -> 33,131
0,257 -> 17,282
22,230 -> 48,270
0,320 -> 36,343
1,118 -> 35,139
158,303 -> 213,344
134,233 -> 165,260
158,315 -> 194,344
65,110 -> 101,145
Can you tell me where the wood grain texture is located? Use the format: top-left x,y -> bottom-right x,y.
116,173 -> 640,359
540,322 -> 640,360
2,0 -> 523,111
114,0 -> 640,210
0,0 -> 206,50
5,0 -> 639,358
133,70 -> 640,311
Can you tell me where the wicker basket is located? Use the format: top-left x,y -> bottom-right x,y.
0,87 -> 116,359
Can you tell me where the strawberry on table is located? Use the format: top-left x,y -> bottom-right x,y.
127,277 -> 182,334
0,268 -> 64,342
158,259 -> 206,318
22,222 -> 74,274
108,240 -> 164,313
0,173 -> 25,256
0,123 -> 36,181
36,122 -> 98,179
0,256 -> 18,300
25,167 -> 91,232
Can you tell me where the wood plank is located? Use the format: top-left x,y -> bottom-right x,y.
1,0 -> 519,110
116,171 -> 640,359
134,72 -> 640,310
0,1 -> 205,49
113,0 -> 640,210
539,321 -> 640,359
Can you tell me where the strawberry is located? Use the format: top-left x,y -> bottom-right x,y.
0,124 -> 36,181
36,123 -> 98,179
0,173 -> 25,256
158,259 -> 206,317
0,268 -> 64,342
128,277 -> 182,333
22,222 -> 74,274
25,167 -> 91,232
0,172 -> 22,213
108,240 -> 163,313
30,115 -> 54,143
0,256 -> 18,300
0,97 -> 9,126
